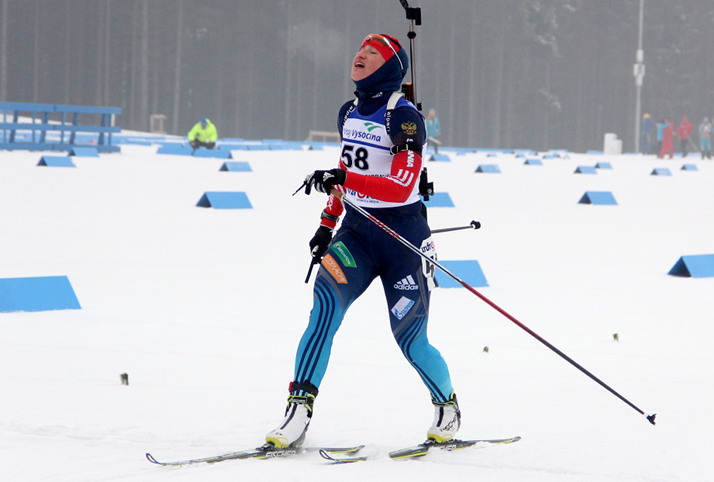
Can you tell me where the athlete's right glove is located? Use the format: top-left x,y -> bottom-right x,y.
309,226 -> 332,261
304,168 -> 347,195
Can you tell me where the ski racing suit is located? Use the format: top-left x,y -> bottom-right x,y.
292,90 -> 455,404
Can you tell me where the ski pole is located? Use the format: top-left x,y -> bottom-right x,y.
336,192 -> 656,426
431,220 -> 481,234
304,257 -> 319,284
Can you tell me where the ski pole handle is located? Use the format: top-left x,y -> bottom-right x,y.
304,257 -> 320,284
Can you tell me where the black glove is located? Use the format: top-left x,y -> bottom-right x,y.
304,168 -> 346,195
309,226 -> 333,261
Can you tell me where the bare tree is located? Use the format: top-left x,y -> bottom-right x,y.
172,0 -> 184,135
0,0 -> 6,101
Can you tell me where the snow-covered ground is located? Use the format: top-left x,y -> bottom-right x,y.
1,140 -> 712,481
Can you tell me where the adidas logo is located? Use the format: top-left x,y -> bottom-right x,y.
394,275 -> 419,291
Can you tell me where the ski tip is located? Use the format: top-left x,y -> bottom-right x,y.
146,453 -> 159,464
646,413 -> 657,425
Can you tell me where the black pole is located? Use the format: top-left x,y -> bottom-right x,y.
340,194 -> 656,425
431,220 -> 481,234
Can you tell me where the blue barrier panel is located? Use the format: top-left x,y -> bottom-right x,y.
524,158 -> 543,165
651,168 -> 672,176
38,156 -> 76,167
197,191 -> 253,209
118,138 -> 152,146
668,254 -> 714,278
575,166 -> 598,174
69,147 -> 99,157
475,164 -> 501,173
423,192 -> 454,207
193,148 -> 232,159
247,144 -> 271,151
156,144 -> 194,155
681,164 -> 698,171
435,260 -> 489,288
579,191 -> 617,205
268,142 -> 305,151
0,276 -> 81,313
219,143 -> 249,151
220,161 -> 252,172
596,162 -> 613,169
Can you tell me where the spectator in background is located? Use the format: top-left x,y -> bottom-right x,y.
699,117 -> 712,160
656,118 -> 672,159
677,115 -> 694,157
426,109 -> 441,154
660,118 -> 675,159
188,118 -> 217,150
641,113 -> 654,154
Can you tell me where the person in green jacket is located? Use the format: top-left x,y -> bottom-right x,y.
188,118 -> 217,150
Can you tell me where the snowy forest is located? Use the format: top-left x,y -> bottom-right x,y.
1,0 -> 713,152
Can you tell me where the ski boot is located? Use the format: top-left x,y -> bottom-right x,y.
426,392 -> 461,443
265,382 -> 318,448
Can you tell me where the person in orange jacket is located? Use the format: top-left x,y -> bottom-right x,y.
677,115 -> 694,157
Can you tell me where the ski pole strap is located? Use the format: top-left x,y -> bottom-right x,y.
390,142 -> 422,155
320,210 -> 340,224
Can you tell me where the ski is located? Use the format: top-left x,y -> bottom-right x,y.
389,436 -> 521,460
146,444 -> 365,466
319,449 -> 368,464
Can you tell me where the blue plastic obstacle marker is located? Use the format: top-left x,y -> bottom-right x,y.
38,156 -> 76,167
0,276 -> 81,313
197,191 -> 252,209
429,153 -> 451,162
423,192 -> 454,207
575,166 -> 598,174
220,161 -> 252,172
681,164 -> 698,171
69,147 -> 99,157
435,260 -> 489,288
651,168 -> 672,176
596,162 -> 613,169
524,158 -> 543,165
475,164 -> 501,173
668,254 -> 714,278
579,191 -> 617,205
